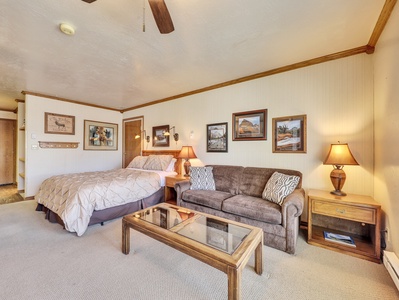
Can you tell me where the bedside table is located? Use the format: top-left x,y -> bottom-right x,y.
307,189 -> 381,263
164,175 -> 190,204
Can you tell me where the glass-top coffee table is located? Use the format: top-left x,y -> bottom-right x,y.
122,203 -> 263,300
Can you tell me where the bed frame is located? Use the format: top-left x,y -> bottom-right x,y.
37,150 -> 183,232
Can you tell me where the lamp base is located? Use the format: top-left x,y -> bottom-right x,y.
330,190 -> 347,196
329,167 -> 347,197
183,159 -> 191,177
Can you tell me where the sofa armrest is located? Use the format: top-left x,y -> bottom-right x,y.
281,188 -> 305,227
175,181 -> 191,206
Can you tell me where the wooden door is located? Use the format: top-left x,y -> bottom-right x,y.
123,118 -> 142,168
0,119 -> 16,185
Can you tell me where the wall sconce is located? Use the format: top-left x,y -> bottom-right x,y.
323,142 -> 359,196
178,146 -> 197,177
135,130 -> 150,143
163,126 -> 179,142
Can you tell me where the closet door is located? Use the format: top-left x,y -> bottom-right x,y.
123,118 -> 142,168
0,119 -> 16,185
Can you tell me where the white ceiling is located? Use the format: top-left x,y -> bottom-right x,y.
0,0 -> 388,111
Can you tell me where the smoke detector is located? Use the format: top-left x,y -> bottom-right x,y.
59,23 -> 75,36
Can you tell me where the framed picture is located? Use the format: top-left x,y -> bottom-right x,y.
152,125 -> 170,147
232,109 -> 267,141
206,218 -> 229,252
207,122 -> 228,152
44,112 -> 75,135
272,114 -> 307,153
83,120 -> 118,150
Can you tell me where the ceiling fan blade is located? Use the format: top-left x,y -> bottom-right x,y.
81,0 -> 97,3
148,0 -> 175,34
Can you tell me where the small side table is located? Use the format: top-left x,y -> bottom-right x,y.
307,189 -> 381,263
165,175 -> 190,204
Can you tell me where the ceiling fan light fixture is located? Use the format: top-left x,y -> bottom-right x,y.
59,23 -> 75,36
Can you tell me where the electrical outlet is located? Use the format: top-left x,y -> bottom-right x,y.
386,227 -> 390,242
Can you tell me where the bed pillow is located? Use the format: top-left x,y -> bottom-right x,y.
126,156 -> 148,169
143,155 -> 173,171
262,172 -> 300,205
165,158 -> 177,172
190,167 -> 216,190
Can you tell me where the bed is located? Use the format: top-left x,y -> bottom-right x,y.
35,150 -> 182,236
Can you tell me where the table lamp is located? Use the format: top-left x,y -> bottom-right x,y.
178,146 -> 197,177
323,143 -> 359,196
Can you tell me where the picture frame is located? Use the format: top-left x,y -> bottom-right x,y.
232,109 -> 267,141
83,120 -> 118,150
206,218 -> 229,252
272,114 -> 307,153
44,112 -> 75,135
152,125 -> 170,147
207,122 -> 228,152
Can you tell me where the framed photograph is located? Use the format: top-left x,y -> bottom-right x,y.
152,125 -> 170,147
207,122 -> 228,152
206,218 -> 229,252
232,109 -> 267,141
272,114 -> 307,153
83,120 -> 118,150
44,112 -> 75,135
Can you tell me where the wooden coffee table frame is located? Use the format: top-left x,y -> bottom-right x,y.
122,203 -> 263,300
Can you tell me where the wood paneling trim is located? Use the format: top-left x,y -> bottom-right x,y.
21,91 -> 121,112
122,46 -> 370,112
368,0 -> 398,48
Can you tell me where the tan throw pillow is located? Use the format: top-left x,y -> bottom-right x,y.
126,156 -> 148,169
190,167 -> 216,190
262,172 -> 300,205
142,155 -> 173,171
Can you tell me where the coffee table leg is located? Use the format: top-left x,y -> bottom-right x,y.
254,241 -> 263,275
122,220 -> 130,255
227,266 -> 241,300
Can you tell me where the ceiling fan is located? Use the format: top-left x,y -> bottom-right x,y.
81,0 -> 174,34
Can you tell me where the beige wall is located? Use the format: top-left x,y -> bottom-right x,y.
123,54 -> 375,221
0,110 -> 16,120
373,5 -> 399,254
24,95 -> 122,197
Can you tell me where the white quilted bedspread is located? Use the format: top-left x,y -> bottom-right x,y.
35,168 -> 161,236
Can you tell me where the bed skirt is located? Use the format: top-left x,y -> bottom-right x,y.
36,187 -> 165,230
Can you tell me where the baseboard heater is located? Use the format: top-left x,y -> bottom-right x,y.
384,251 -> 399,291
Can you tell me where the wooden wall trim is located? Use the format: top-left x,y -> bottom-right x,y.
368,0 -> 398,48
21,91 -> 121,112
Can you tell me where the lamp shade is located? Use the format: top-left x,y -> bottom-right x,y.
323,143 -> 359,166
178,146 -> 197,159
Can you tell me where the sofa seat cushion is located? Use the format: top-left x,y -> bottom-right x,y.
182,190 -> 233,210
222,194 -> 282,224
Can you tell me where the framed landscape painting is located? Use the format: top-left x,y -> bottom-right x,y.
207,122 -> 228,152
83,120 -> 118,150
232,109 -> 267,141
272,114 -> 307,153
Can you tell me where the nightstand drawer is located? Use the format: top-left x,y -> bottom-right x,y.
312,200 -> 376,224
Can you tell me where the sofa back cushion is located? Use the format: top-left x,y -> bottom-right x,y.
206,165 -> 244,195
239,167 -> 302,197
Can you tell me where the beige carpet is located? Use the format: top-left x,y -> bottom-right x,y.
0,200 -> 398,300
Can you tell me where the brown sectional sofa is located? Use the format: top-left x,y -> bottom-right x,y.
175,165 -> 305,254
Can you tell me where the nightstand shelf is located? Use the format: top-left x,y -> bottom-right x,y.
307,189 -> 381,263
164,175 -> 190,204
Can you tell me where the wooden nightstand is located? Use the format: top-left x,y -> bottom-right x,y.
164,175 -> 190,204
307,189 -> 381,263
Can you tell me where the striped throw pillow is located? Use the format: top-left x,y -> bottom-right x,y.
262,172 -> 299,205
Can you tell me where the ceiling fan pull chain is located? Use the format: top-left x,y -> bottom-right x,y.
142,0 -> 146,32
